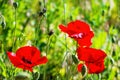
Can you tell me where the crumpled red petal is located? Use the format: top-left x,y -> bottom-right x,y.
75,31 -> 94,47
77,47 -> 107,62
59,20 -> 91,36
77,61 -> 105,74
77,63 -> 83,72
59,24 -> 68,33
85,60 -> 105,74
74,20 -> 90,33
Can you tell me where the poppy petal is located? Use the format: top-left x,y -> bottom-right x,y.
23,67 -> 33,72
33,56 -> 48,66
59,24 -> 78,36
85,61 -> 105,74
77,47 -> 107,62
30,47 -> 41,63
59,24 -> 68,33
77,63 -> 83,72
16,46 -> 40,62
16,46 -> 32,61
75,31 -> 94,47
7,52 -> 25,68
67,21 -> 78,33
75,20 -> 90,33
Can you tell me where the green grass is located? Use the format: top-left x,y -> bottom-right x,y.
0,0 -> 120,80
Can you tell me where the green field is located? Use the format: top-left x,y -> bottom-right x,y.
0,0 -> 120,80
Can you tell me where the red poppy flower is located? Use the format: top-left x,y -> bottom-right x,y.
7,46 -> 48,72
78,60 -> 105,74
77,47 -> 107,62
77,47 -> 106,74
59,20 -> 94,47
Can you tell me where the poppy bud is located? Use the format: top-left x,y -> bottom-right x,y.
108,5 -> 110,10
72,54 -> 79,64
48,30 -> 53,36
112,36 -> 116,43
39,11 -> 43,16
112,50 -> 115,56
81,65 -> 87,77
15,72 -> 30,80
13,2 -> 18,8
70,15 -> 72,20
102,10 -> 105,16
43,8 -> 46,13
1,21 -> 6,29
32,72 -> 40,79
15,76 -> 29,80
39,1 -> 42,6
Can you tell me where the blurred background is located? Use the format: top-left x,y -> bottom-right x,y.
0,0 -> 120,80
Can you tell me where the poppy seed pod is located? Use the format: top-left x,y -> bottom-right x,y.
15,72 -> 30,80
43,8 -> 46,13
72,54 -> 79,64
48,30 -> 53,36
13,2 -> 18,8
81,65 -> 86,76
39,11 -> 43,16
1,21 -> 6,29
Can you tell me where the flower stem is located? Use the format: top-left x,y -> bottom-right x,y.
42,0 -> 48,79
98,74 -> 101,80
32,71 -> 40,80
34,16 -> 43,46
43,0 -> 45,8
43,36 -> 51,80
12,7 -> 17,51
62,0 -> 67,64
61,0 -> 69,80
118,0 -> 120,20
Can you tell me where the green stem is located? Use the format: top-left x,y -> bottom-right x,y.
98,74 -> 101,80
62,0 -> 67,63
12,8 -> 17,51
62,0 -> 69,80
32,71 -> 40,80
54,34 -> 75,53
43,64 -> 46,80
34,16 -> 44,46
43,0 -> 45,8
43,35 -> 51,80
10,7 -> 17,79
118,0 -> 120,20
43,0 -> 49,79
34,13 -> 44,80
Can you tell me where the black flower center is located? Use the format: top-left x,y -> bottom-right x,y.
22,57 -> 32,64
